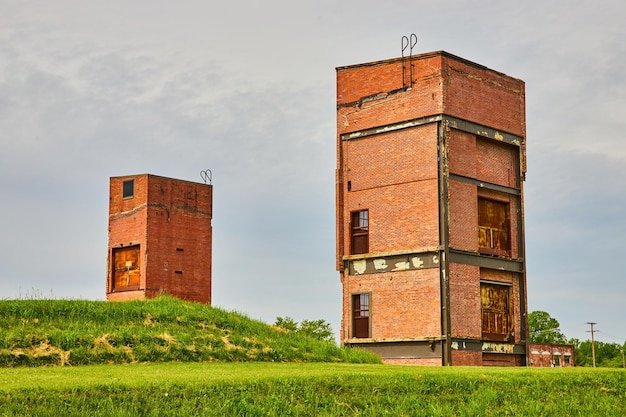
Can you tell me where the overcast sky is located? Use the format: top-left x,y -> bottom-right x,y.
1,0 -> 625,345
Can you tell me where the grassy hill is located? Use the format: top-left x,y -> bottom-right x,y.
0,296 -> 379,367
2,297 -> 626,415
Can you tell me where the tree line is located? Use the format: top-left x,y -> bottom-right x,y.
529,311 -> 625,367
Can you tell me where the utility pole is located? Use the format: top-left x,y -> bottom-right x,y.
620,349 -> 625,369
586,322 -> 597,368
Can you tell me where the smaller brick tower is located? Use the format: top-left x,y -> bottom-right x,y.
107,174 -> 212,303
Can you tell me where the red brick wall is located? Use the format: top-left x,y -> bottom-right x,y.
337,55 -> 444,134
107,176 -> 149,294
341,269 -> 441,342
108,175 -> 149,216
448,130 -> 477,178
336,52 -> 525,139
451,350 -> 482,366
448,181 -> 478,252
344,125 -> 438,191
448,132 -> 521,256
476,138 -> 518,188
339,125 -> 439,259
344,183 -> 440,255
441,55 -> 525,137
144,176 -> 212,304
107,174 -> 212,304
449,263 -> 481,339
529,343 -> 575,367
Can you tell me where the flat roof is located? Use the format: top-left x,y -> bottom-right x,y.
336,50 -> 518,81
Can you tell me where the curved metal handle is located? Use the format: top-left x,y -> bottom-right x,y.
200,169 -> 212,185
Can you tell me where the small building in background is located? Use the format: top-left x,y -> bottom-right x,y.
107,174 -> 212,304
529,343 -> 575,367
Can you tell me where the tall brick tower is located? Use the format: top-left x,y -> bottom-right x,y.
107,174 -> 212,304
336,51 -> 527,366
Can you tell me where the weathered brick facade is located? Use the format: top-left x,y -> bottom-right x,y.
336,51 -> 528,365
107,174 -> 212,304
529,343 -> 575,367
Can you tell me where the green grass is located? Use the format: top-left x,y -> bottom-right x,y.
0,296 -> 379,366
0,363 -> 625,416
2,297 -> 625,415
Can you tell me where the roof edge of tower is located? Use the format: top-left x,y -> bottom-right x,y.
336,50 -> 515,80
109,173 -> 212,187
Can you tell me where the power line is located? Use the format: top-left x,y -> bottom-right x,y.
596,332 -> 626,343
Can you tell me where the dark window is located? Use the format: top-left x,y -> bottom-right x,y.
351,210 -> 369,255
352,293 -> 370,338
480,283 -> 512,342
123,180 -> 134,198
112,245 -> 140,290
478,198 -> 510,256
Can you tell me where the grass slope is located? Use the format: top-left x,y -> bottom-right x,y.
0,296 -> 378,366
1,363 -> 625,416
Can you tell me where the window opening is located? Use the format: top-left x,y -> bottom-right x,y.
122,180 -> 134,199
351,210 -> 369,255
480,283 -> 512,342
352,293 -> 370,338
478,198 -> 510,256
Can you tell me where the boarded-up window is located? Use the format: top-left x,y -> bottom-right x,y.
112,245 -> 140,290
478,198 -> 510,256
352,293 -> 370,338
481,283 -> 511,342
351,210 -> 369,255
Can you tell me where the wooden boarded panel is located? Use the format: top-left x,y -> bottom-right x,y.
481,283 -> 511,342
482,353 -> 518,367
478,198 -> 510,255
113,245 -> 140,289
